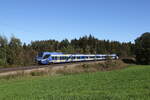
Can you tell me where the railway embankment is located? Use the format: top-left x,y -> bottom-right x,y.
0,60 -> 127,79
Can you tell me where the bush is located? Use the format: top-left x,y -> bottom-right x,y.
135,32 -> 150,65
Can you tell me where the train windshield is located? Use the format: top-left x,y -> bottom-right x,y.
38,52 -> 44,57
43,54 -> 50,59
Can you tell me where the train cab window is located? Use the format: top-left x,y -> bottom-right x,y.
43,54 -> 50,59
38,52 -> 43,57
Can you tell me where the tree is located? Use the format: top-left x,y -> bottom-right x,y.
135,32 -> 150,64
60,39 -> 69,48
0,35 -> 8,65
7,36 -> 22,65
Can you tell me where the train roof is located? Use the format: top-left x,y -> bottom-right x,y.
42,52 -> 63,55
41,52 -> 117,56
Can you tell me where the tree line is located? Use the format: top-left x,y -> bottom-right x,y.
0,33 -> 149,67
31,35 -> 134,57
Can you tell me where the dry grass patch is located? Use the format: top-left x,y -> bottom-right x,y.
0,60 -> 127,80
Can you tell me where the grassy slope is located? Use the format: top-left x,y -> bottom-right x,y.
0,65 -> 150,100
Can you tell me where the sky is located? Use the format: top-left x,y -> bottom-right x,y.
0,0 -> 150,44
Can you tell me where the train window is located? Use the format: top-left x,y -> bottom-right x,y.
55,57 -> 57,60
60,56 -> 67,60
52,57 -> 54,60
67,57 -> 70,60
52,56 -> 57,60
90,56 -> 95,58
60,57 -> 63,60
102,56 -> 105,58
67,56 -> 70,59
64,56 -> 67,60
64,56 -> 67,59
38,52 -> 43,57
77,57 -> 80,59
96,56 -> 100,58
86,56 -> 89,59
43,54 -> 50,59
81,56 -> 85,59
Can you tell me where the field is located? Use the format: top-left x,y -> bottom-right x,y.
0,65 -> 150,100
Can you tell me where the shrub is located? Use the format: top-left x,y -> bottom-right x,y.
135,32 -> 150,65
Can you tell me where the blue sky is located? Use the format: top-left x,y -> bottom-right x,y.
0,0 -> 149,44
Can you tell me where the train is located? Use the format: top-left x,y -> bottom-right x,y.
36,52 -> 118,65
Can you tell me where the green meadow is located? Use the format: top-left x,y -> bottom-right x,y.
0,65 -> 150,100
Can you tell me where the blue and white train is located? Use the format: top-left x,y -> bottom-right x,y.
36,52 -> 118,65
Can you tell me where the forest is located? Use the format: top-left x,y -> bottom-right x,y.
0,33 -> 149,67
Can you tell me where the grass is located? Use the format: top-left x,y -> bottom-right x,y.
0,65 -> 150,100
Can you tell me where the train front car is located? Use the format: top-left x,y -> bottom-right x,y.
36,52 -> 53,64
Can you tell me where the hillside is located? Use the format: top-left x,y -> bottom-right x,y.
0,65 -> 150,100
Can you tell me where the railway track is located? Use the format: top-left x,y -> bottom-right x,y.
0,60 -> 104,73
0,63 -> 70,73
